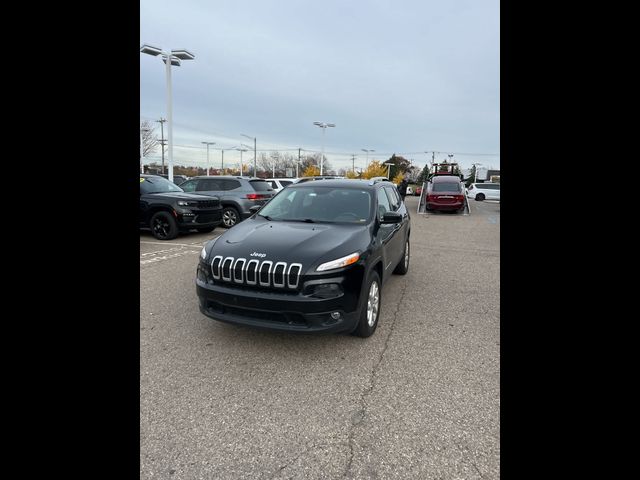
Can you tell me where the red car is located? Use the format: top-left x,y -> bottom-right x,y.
424,175 -> 465,212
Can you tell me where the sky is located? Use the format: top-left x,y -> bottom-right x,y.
140,0 -> 499,173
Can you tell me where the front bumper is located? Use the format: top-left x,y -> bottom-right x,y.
195,267 -> 363,333
177,207 -> 222,228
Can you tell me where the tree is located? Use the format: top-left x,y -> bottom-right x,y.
302,165 -> 320,177
416,164 -> 431,184
345,170 -> 359,179
362,160 -> 388,179
383,154 -> 412,180
140,120 -> 159,157
392,172 -> 404,185
404,166 -> 420,183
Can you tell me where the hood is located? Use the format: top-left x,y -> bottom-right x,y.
211,217 -> 369,268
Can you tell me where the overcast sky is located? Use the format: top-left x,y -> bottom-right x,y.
140,0 -> 499,173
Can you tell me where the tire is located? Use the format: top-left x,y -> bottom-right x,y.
475,193 -> 485,201
150,211 -> 179,240
393,238 -> 410,275
352,271 -> 381,338
197,226 -> 216,233
221,207 -> 240,228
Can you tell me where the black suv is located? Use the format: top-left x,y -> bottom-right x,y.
196,179 -> 410,337
180,176 -> 275,228
140,175 -> 223,240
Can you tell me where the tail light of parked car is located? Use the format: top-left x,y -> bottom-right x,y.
245,193 -> 270,200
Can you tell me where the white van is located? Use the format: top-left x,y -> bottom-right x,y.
467,183 -> 500,201
266,178 -> 297,193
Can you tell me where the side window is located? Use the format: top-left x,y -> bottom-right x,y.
377,188 -> 392,220
181,180 -> 196,192
197,179 -> 220,191
280,180 -> 292,187
269,181 -> 278,189
220,179 -> 242,191
384,186 -> 400,210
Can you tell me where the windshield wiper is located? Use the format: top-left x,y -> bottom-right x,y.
290,218 -> 317,223
258,214 -> 272,221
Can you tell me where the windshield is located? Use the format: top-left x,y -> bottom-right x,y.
432,182 -> 461,193
140,176 -> 184,194
258,186 -> 372,224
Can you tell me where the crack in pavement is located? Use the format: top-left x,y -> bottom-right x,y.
342,278 -> 409,478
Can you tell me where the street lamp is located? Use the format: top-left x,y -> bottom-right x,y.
240,134 -> 257,177
313,121 -> 335,175
235,147 -> 248,176
362,149 -> 375,170
140,126 -> 150,173
140,44 -> 195,184
201,142 -> 216,176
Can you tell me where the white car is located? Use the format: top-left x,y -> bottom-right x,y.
266,178 -> 297,193
466,183 -> 500,201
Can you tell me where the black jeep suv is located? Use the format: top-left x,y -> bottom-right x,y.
196,179 -> 410,337
140,175 -> 223,240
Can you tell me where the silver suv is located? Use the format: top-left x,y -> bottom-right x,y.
179,176 -> 274,228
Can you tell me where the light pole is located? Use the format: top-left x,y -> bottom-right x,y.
140,44 -> 195,184
240,134 -> 257,177
362,149 -> 375,170
201,142 -> 215,176
140,126 -> 150,173
235,148 -> 248,176
313,121 -> 335,175
220,149 -> 226,174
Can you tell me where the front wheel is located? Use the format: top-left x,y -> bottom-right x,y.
393,239 -> 410,275
352,271 -> 381,338
475,193 -> 485,201
221,207 -> 240,228
150,211 -> 178,240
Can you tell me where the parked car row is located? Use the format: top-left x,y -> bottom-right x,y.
140,174 -> 425,240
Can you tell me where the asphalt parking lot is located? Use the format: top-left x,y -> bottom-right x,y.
140,195 -> 500,479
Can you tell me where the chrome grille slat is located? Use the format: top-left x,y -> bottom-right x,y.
212,257 -> 302,290
233,258 -> 246,284
287,263 -> 303,289
221,257 -> 234,282
273,262 -> 287,288
259,261 -> 273,287
211,255 -> 223,279
245,259 -> 259,285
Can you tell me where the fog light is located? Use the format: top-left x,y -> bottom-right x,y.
331,312 -> 341,320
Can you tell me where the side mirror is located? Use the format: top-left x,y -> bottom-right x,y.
249,205 -> 261,214
381,211 -> 402,224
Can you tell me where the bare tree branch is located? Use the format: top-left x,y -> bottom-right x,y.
140,120 -> 159,157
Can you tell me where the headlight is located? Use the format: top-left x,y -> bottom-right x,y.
316,252 -> 360,272
177,201 -> 191,206
200,236 -> 220,260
